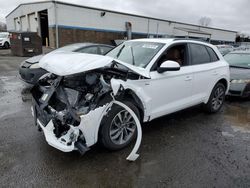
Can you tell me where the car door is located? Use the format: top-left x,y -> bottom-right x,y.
145,43 -> 194,120
188,43 -> 220,104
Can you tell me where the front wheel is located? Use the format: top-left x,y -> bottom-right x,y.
99,101 -> 140,151
204,82 -> 226,113
4,42 -> 10,49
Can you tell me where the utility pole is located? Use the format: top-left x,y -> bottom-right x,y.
54,0 -> 59,48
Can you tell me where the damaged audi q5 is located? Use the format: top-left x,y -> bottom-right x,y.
31,39 -> 230,160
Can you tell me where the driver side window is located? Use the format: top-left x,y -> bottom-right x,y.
153,43 -> 188,70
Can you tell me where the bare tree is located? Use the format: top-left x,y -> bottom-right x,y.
198,17 -> 212,27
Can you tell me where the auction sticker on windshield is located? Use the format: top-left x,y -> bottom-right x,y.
142,44 -> 159,49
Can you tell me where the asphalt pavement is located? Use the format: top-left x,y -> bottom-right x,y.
0,49 -> 250,188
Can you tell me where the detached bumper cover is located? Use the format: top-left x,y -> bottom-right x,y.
37,119 -> 77,152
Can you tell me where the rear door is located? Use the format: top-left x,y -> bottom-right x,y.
188,43 -> 220,104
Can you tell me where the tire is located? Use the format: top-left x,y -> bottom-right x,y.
99,101 -> 140,151
204,82 -> 226,113
4,42 -> 9,49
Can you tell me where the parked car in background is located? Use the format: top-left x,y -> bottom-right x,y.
31,38 -> 230,155
216,44 -> 234,56
0,32 -> 10,49
234,45 -> 250,51
224,50 -> 250,98
19,43 -> 114,84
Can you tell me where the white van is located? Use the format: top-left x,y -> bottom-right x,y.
0,32 -> 10,49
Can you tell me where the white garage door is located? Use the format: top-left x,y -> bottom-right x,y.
28,13 -> 37,32
14,18 -> 20,31
20,16 -> 28,31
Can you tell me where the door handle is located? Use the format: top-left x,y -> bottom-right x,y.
184,76 -> 192,81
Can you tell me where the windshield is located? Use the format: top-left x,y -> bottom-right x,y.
224,53 -> 250,68
106,41 -> 164,68
0,34 -> 8,38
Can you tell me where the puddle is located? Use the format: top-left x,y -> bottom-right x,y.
224,101 -> 250,131
222,131 -> 235,137
222,101 -> 250,137
0,75 -> 31,118
231,126 -> 250,134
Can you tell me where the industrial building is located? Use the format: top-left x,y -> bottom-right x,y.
6,1 -> 237,48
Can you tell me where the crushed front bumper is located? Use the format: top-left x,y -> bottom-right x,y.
37,119 -> 76,152
32,106 -> 81,152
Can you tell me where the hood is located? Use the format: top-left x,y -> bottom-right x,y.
24,50 -> 69,64
230,67 -> 250,79
25,54 -> 44,64
39,52 -> 150,78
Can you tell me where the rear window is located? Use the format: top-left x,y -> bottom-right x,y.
190,44 -> 210,65
206,47 -> 219,62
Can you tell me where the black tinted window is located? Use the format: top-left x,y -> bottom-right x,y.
190,44 -> 210,65
77,46 -> 98,54
206,47 -> 219,62
100,46 -> 112,55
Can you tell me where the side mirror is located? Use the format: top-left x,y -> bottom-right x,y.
157,60 -> 180,73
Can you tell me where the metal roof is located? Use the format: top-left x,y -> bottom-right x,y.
6,0 -> 238,34
174,27 -> 211,35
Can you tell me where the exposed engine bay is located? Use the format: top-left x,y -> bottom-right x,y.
31,63 -> 143,161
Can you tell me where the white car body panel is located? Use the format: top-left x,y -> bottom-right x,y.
39,52 -> 150,78
148,67 -> 194,120
25,54 -> 44,63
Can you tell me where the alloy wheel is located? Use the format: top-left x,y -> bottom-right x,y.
211,86 -> 225,111
109,110 -> 136,145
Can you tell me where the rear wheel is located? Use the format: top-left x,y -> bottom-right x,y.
204,82 -> 226,113
99,101 -> 140,150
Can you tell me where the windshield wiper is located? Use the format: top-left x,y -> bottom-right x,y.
130,46 -> 135,65
116,45 -> 125,58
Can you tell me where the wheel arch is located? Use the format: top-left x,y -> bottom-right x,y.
205,77 -> 229,104
118,89 -> 145,122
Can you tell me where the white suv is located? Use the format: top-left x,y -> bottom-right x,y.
31,38 -> 230,154
0,32 -> 10,49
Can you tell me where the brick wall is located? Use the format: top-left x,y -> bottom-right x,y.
48,27 -> 56,48
48,27 -> 147,48
58,27 -> 125,47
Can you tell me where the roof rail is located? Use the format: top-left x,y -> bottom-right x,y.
173,37 -> 210,43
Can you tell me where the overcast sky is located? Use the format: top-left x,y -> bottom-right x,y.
1,0 -> 249,34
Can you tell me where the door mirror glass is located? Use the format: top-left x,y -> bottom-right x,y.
157,60 -> 180,73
